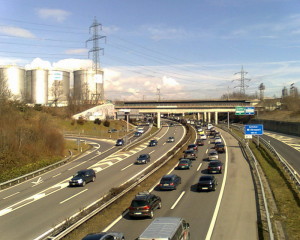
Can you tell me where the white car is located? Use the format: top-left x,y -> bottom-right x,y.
200,134 -> 207,140
208,150 -> 219,160
215,137 -> 222,144
207,124 -> 213,130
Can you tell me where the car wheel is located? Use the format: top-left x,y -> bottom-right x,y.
149,210 -> 154,219
82,181 -> 86,186
92,176 -> 96,182
158,202 -> 162,209
213,185 -> 216,191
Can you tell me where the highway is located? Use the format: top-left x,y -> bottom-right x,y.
104,127 -> 258,240
0,123 -> 185,239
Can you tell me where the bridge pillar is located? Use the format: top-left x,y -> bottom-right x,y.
215,111 -> 218,125
208,112 -> 211,123
204,112 -> 207,122
157,113 -> 161,128
197,112 -> 200,120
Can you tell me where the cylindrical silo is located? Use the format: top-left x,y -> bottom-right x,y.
48,70 -> 70,106
26,69 -> 49,105
0,65 -> 25,101
73,69 -> 103,102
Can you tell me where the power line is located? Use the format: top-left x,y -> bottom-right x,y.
232,66 -> 251,95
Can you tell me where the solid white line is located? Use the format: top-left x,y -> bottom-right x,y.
121,163 -> 134,171
52,173 -> 61,178
149,150 -> 155,155
3,192 -> 20,199
206,149 -> 208,154
103,215 -> 123,232
197,163 -> 203,172
205,136 -> 229,240
68,161 -> 86,170
171,191 -> 185,209
60,189 -> 88,204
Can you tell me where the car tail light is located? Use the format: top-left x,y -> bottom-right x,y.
142,205 -> 150,210
129,206 -> 134,210
170,183 -> 174,186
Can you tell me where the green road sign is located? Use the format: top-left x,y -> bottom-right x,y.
235,106 -> 245,115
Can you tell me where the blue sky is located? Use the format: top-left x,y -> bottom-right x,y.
0,0 -> 300,100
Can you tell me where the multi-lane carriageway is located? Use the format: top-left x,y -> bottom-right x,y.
0,122 -> 258,240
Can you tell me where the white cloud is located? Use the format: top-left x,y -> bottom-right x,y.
103,26 -> 119,35
36,8 -> 71,22
64,48 -> 88,55
0,26 -> 35,38
25,58 -> 52,70
145,25 -> 187,40
53,59 -> 93,70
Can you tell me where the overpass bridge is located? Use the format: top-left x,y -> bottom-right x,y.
115,99 -> 253,128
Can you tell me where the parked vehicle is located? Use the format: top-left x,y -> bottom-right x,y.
69,169 -> 96,187
177,159 -> 192,170
208,160 -> 223,173
149,139 -> 158,146
158,174 -> 181,190
208,150 -> 219,160
128,192 -> 161,218
184,149 -> 197,160
138,217 -> 190,240
215,143 -> 226,153
116,139 -> 124,146
167,136 -> 175,142
82,232 -> 124,240
136,154 -> 151,164
197,175 -> 218,191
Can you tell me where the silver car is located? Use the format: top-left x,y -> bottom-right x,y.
82,231 -> 124,240
208,150 -> 219,161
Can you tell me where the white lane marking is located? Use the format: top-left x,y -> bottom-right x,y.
205,135 -> 229,240
121,163 -> 134,171
31,177 -> 43,186
103,215 -> 123,232
60,189 -> 88,204
3,192 -> 20,200
206,149 -> 208,154
163,142 -> 166,145
197,163 -> 203,172
149,150 -> 155,155
0,208 -> 13,216
52,173 -> 61,178
171,191 -> 185,209
68,161 -> 86,170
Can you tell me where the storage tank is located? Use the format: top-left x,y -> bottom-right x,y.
0,65 -> 25,101
26,69 -> 48,104
48,70 -> 70,106
73,69 -> 104,102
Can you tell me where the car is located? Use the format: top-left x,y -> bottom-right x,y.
116,138 -> 124,146
215,143 -> 226,153
167,136 -> 175,142
134,131 -> 142,137
197,175 -> 218,191
200,134 -> 207,140
208,160 -> 223,174
82,232 -> 124,240
184,149 -> 197,160
136,154 -> 151,164
69,169 -> 96,187
137,127 -> 144,133
208,150 -> 219,160
196,138 -> 204,146
128,191 -> 161,218
108,128 -> 117,133
158,174 -> 181,190
187,143 -> 198,151
149,139 -> 158,146
177,159 -> 192,169
207,124 -> 213,130
215,137 -> 222,144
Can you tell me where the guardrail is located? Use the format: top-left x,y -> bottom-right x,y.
0,151 -> 73,190
42,124 -> 191,240
219,125 -> 274,240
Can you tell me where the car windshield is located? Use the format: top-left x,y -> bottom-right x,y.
139,154 -> 147,158
185,150 -> 194,154
209,162 -> 221,166
210,152 -> 218,155
131,200 -> 147,207
160,177 -> 173,183
179,160 -> 189,164
199,176 -> 213,181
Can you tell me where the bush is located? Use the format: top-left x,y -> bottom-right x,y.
77,117 -> 85,125
94,118 -> 101,125
103,120 -> 110,127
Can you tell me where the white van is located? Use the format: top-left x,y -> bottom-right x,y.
138,217 -> 190,240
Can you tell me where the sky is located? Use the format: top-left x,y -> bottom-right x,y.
0,0 -> 300,100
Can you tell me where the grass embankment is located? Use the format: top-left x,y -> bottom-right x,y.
231,128 -> 300,240
61,125 -> 195,240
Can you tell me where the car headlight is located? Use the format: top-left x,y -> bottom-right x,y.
77,179 -> 83,183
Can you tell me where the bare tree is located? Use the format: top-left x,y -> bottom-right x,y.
50,80 -> 64,107
0,71 -> 11,101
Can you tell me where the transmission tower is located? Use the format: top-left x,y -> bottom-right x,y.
258,83 -> 265,100
86,17 -> 106,103
156,87 -> 161,101
232,66 -> 251,95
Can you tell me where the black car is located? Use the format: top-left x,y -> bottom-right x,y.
184,149 -> 197,160
208,160 -> 223,174
134,131 -> 142,137
196,138 -> 204,146
116,139 -> 124,146
197,175 -> 218,191
177,159 -> 192,170
187,144 -> 198,151
136,154 -> 151,164
69,169 -> 96,187
215,143 -> 226,153
149,139 -> 158,146
128,192 -> 161,218
158,174 -> 181,190
82,232 -> 124,240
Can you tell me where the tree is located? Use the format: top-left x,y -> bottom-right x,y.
50,80 -> 64,107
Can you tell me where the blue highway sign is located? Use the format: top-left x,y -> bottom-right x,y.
244,124 -> 264,135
